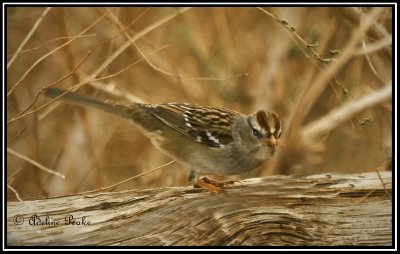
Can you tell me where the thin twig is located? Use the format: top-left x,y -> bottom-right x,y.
88,81 -> 147,104
300,7 -> 384,115
302,84 -> 392,139
7,127 -> 26,145
7,7 -> 51,69
354,189 -> 377,205
375,168 -> 392,202
256,7 -> 349,102
361,38 -> 387,84
106,9 -> 247,82
9,8 -> 190,124
17,8 -> 189,124
356,35 -> 392,56
90,7 -> 191,79
7,37 -> 107,125
7,167 -> 23,184
80,160 -> 175,195
288,8 -> 385,136
7,34 -> 96,58
257,7 -> 326,64
354,168 -> 392,206
10,8 -> 152,125
100,7 -> 151,75
7,8 -> 111,97
7,184 -> 23,202
7,148 -> 65,179
7,45 -> 167,126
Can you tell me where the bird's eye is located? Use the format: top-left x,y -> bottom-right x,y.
252,128 -> 262,139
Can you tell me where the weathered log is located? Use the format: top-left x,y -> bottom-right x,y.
7,172 -> 392,246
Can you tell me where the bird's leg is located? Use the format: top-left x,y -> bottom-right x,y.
201,176 -> 236,188
189,170 -> 234,193
194,178 -> 225,193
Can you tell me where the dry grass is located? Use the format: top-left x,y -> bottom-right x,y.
6,7 -> 393,201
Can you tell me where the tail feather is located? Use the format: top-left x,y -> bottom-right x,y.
43,88 -> 136,119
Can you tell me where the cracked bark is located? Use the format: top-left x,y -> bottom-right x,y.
7,171 -> 392,246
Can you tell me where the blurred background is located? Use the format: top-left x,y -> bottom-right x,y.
6,7 -> 393,200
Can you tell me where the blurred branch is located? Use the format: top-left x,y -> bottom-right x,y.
262,8 -> 388,176
8,36 -> 107,125
7,7 -> 393,206
256,7 -> 352,113
7,167 -> 23,184
349,7 -> 392,46
88,81 -> 147,104
375,168 -> 392,202
356,35 -> 392,56
105,8 -> 245,82
8,8 -> 190,125
7,34 -> 96,59
8,45 -> 167,125
90,7 -> 191,79
7,127 -> 26,145
7,172 -> 392,246
79,160 -> 175,195
7,8 -> 110,97
291,8 -> 385,130
360,37 -> 388,84
7,148 -> 65,179
257,7 -> 321,61
7,184 -> 23,202
7,7 -> 51,70
302,85 -> 392,139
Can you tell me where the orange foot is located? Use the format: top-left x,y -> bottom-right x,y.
194,177 -> 236,193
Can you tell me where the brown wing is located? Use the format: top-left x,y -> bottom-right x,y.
139,102 -> 243,148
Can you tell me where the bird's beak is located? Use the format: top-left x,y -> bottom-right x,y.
264,136 -> 278,149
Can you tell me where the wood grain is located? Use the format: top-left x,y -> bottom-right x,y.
7,171 -> 392,246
